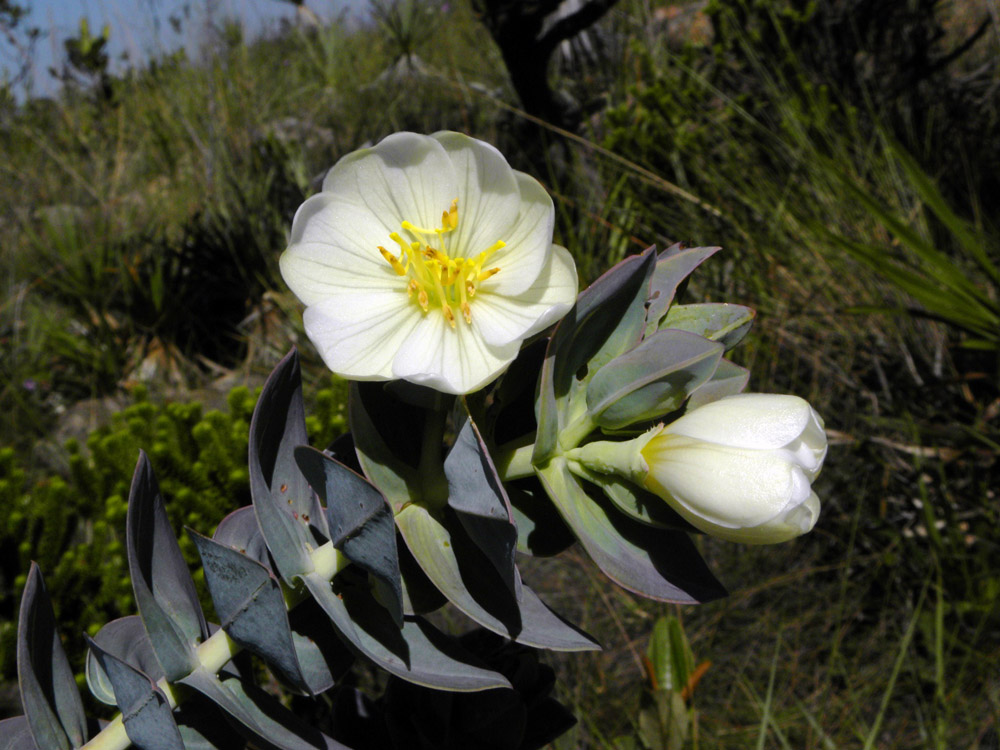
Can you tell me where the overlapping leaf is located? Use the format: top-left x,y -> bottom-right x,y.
16,564 -> 89,750
86,637 -> 184,750
659,303 -> 755,349
444,407 -> 519,598
179,668 -> 349,750
395,505 -> 598,651
586,329 -> 724,430
0,716 -> 39,750
535,247 -> 658,461
249,349 -> 319,584
295,447 -> 403,627
536,460 -> 725,603
644,245 -> 721,336
349,381 -> 424,512
127,452 -> 208,681
190,531 -> 333,695
301,571 -> 510,691
86,617 -> 163,706
686,359 -> 749,409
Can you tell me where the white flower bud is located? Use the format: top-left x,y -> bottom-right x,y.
639,394 -> 827,544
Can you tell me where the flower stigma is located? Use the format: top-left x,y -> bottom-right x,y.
377,198 -> 505,329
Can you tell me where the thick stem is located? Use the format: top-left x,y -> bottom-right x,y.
493,434 -> 536,481
81,542 -> 348,750
558,413 -> 598,452
417,409 -> 449,509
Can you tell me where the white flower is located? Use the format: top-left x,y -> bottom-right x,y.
279,131 -> 578,395
639,394 -> 827,544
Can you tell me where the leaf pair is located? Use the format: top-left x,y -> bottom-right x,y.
350,380 -> 600,653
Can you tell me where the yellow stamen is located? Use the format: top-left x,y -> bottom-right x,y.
444,198 -> 458,231
377,200 -> 505,329
379,246 -> 407,276
478,267 -> 501,282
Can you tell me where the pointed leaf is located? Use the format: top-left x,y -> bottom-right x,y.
571,465 -> 696,531
127,452 -> 207,681
302,572 -> 510,691
507,478 -> 576,557
686,359 -> 749,409
213,506 -> 272,569
295,447 -> 403,627
250,349 -> 317,583
174,701 -> 248,750
536,460 -> 726,603
644,245 -> 721,335
16,564 -> 88,750
86,617 -> 163,706
85,636 -> 184,750
190,531 -> 317,695
180,668 -> 349,750
587,329 -> 724,429
396,506 -> 599,651
348,381 -> 424,511
399,540 -> 448,615
0,717 -> 39,750
444,409 -> 519,598
535,247 -> 658,462
486,339 -> 548,446
659,303 -> 755,349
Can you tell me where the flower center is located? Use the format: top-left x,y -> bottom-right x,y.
378,199 -> 505,328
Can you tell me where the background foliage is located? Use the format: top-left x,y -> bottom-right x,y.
1,0 -> 998,746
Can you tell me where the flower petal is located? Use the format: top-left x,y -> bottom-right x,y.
431,131 -> 520,257
281,194 -> 404,306
643,434 -> 811,529
322,132 -> 457,233
471,244 -> 579,347
665,393 -> 817,450
303,295 -> 423,381
392,313 -> 520,394
479,172 -> 555,297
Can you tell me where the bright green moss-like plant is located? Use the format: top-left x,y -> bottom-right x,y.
0,379 -> 348,681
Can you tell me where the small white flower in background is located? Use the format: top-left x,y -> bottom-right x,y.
639,394 -> 827,544
280,131 -> 578,395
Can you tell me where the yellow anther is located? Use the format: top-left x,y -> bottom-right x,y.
389,232 -> 411,256
407,279 -> 420,298
466,279 -> 477,298
379,246 -> 407,276
443,198 -> 458,231
478,267 -> 501,282
442,304 -> 456,329
461,302 -> 472,324
417,286 -> 430,311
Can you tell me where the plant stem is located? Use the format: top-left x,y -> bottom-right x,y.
417,408 -> 449,508
494,434 -> 536,481
558,413 -> 598,451
81,542 -> 348,750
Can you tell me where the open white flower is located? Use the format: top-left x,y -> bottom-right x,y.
280,131 -> 578,394
639,394 -> 827,544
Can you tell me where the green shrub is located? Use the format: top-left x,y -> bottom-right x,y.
0,377 -> 347,679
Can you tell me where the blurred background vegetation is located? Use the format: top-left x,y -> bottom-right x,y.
1,0 -> 998,747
